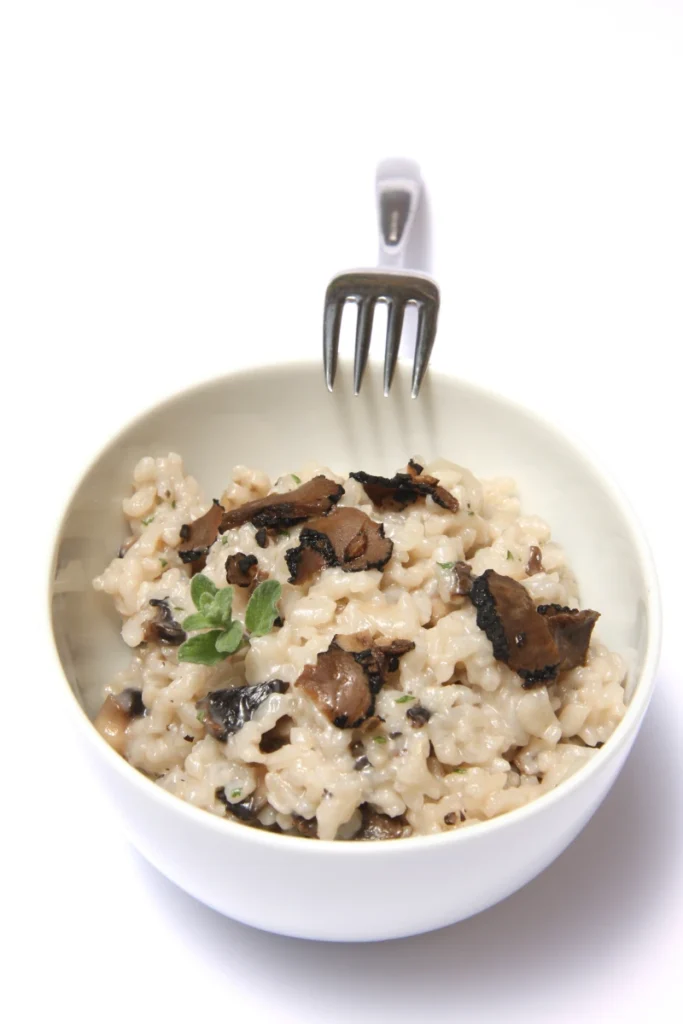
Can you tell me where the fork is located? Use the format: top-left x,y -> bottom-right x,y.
323,158 -> 440,398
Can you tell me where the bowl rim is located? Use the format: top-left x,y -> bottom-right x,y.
47,359 -> 662,855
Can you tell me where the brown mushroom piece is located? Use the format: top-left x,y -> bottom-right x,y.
178,500 -> 223,574
406,704 -> 432,728
93,688 -> 145,755
470,570 -> 599,687
296,640 -> 375,728
355,804 -> 412,841
216,788 -> 263,822
526,545 -> 544,576
145,598 -> 186,645
285,507 -> 393,584
225,552 -> 259,588
220,476 -> 344,532
291,814 -> 319,838
350,462 -> 459,513
538,604 -> 600,672
197,680 -> 289,742
452,560 -> 473,596
295,633 -> 413,728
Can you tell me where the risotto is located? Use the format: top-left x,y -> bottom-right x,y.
92,455 -> 626,841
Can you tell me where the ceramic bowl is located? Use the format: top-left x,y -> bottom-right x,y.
49,360 -> 660,941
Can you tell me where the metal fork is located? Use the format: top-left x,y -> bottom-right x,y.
323,158 -> 440,398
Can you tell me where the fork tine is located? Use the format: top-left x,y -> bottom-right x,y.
323,293 -> 344,392
353,297 -> 376,395
383,298 -> 405,396
411,300 -> 438,398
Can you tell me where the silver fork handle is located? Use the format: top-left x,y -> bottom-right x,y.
376,158 -> 422,270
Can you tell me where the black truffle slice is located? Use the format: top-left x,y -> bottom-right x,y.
354,805 -> 412,841
178,500 -> 223,574
220,476 -> 344,532
145,598 -> 186,645
285,507 -> 393,583
197,680 -> 289,741
537,604 -> 600,672
225,552 -> 259,588
350,461 -> 459,513
470,569 -> 562,686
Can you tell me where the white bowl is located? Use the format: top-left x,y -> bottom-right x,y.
49,360 -> 660,942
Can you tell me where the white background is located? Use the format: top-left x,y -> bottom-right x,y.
2,2 -> 682,1021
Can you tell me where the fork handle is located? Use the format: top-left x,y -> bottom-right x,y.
376,158 -> 422,269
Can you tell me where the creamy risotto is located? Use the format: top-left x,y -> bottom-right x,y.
92,455 -> 626,841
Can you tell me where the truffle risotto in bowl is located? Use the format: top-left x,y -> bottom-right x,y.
49,360 -> 659,941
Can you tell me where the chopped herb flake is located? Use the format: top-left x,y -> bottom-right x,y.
230,789 -> 242,799
395,694 -> 416,704
437,561 -> 455,570
451,767 -> 467,774
197,709 -> 206,722
373,735 -> 388,744
171,500 -> 177,509
221,535 -> 229,545
468,511 -> 475,516
291,474 -> 302,484
159,558 -> 168,568
141,515 -> 155,526
507,550 -> 514,560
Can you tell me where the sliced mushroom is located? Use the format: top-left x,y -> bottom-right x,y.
197,680 -> 289,742
452,560 -> 473,596
295,633 -> 413,728
470,570 -> 562,685
225,552 -> 259,588
291,814 -> 318,838
296,640 -> 375,728
470,570 -> 599,687
355,804 -> 412,841
220,476 -> 344,532
216,788 -> 264,822
406,704 -> 432,728
350,462 -> 459,513
254,528 -> 269,549
285,507 -> 393,583
178,500 -> 223,574
538,604 -> 600,672
526,545 -> 544,576
93,688 -> 144,755
259,714 -> 294,753
145,598 -> 186,645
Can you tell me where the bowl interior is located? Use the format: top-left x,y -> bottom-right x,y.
51,360 -> 653,718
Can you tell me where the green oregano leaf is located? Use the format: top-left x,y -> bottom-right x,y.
395,694 -> 416,704
437,561 -> 455,570
245,579 -> 282,637
178,630 -> 226,666
182,612 -> 212,631
141,515 -> 155,526
204,586 -> 233,627
215,620 -> 244,654
507,550 -> 514,560
191,573 -> 217,609
373,735 -> 387,744
291,474 -> 301,484
230,789 -> 242,799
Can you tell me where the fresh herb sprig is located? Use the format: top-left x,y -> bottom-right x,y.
178,574 -> 282,666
